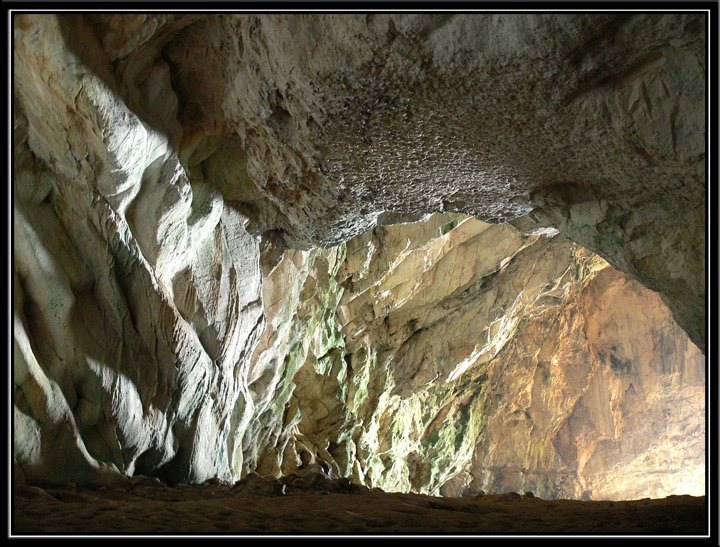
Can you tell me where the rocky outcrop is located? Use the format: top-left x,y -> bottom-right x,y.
13,13 -> 706,497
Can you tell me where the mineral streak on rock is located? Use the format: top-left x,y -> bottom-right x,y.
13,13 -> 705,498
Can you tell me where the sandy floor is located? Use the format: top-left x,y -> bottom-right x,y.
12,474 -> 707,536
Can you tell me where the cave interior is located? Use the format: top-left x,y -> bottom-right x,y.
11,10 -> 709,536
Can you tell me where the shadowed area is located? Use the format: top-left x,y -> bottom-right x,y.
13,478 -> 706,535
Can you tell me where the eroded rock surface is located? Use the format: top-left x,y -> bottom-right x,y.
250,215 -> 705,500
14,15 -> 265,485
13,13 -> 706,497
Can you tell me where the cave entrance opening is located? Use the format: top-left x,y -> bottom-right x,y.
255,211 -> 705,501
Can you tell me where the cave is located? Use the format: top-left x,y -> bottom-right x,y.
11,9 -> 711,536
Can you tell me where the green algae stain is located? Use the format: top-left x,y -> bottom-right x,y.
440,220 -> 457,236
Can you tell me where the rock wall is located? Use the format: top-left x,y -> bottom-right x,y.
250,214 -> 704,500
13,13 -> 706,497
14,15 -> 266,485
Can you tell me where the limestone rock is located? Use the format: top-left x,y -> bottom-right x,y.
251,215 -> 704,500
63,12 -> 705,351
14,14 -> 265,485
12,13 -> 705,497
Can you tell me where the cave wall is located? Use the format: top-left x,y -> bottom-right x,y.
14,14 -> 267,485
250,214 -> 704,500
12,13 -> 706,496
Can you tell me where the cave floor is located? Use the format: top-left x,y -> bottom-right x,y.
12,477 -> 706,536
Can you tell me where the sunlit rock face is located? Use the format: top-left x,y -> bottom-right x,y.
14,15 -> 265,485
13,13 -> 705,497
252,214 -> 704,500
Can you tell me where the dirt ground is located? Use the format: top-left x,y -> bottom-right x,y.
12,474 -> 707,536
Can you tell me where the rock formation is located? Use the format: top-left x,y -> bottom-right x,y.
246,214 -> 705,500
13,13 -> 706,499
